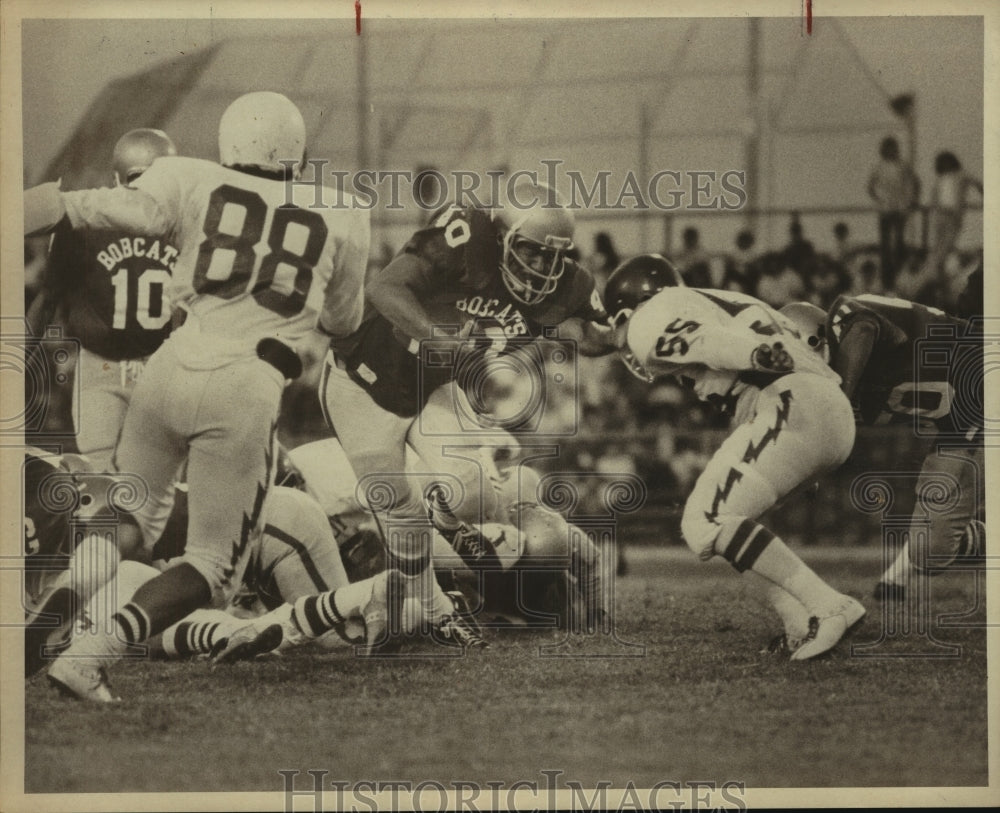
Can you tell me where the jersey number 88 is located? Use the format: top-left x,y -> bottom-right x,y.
192,185 -> 329,317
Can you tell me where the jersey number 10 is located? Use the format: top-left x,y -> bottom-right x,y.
192,185 -> 329,317
110,267 -> 171,331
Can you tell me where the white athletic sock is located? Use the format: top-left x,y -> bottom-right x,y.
880,542 -> 912,585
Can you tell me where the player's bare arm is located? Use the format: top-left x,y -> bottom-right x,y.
365,251 -> 474,349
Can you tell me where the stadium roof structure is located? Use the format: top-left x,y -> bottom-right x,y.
44,17 -> 907,252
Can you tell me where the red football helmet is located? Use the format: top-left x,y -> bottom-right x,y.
112,128 -> 177,186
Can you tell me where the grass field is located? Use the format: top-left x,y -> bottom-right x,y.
23,547 -> 988,795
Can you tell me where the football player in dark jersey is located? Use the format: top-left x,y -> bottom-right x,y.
782,295 -> 985,600
319,182 -> 614,645
27,128 -> 179,469
22,447 -> 145,676
22,130 -> 178,685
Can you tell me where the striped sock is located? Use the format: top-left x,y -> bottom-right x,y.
719,518 -> 841,615
112,602 -> 152,645
720,519 -> 776,573
291,591 -> 349,639
163,621 -> 225,658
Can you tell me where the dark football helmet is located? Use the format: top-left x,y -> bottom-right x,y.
603,254 -> 684,325
112,128 -> 177,186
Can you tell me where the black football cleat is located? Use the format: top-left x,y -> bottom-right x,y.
873,581 -> 906,602
210,623 -> 284,664
433,590 -> 488,649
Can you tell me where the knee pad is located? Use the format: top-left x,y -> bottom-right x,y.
680,503 -> 719,560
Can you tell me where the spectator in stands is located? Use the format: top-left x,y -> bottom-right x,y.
954,250 -> 983,320
754,251 -> 807,309
918,150 -> 983,298
848,259 -> 881,297
672,226 -> 712,287
806,255 -> 850,310
781,213 -> 815,274
587,231 -> 621,292
832,222 -> 852,264
722,229 -> 759,295
867,136 -> 919,292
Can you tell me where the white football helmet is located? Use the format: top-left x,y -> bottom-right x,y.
218,91 -> 306,176
780,301 -> 829,360
492,182 -> 575,306
112,128 -> 177,186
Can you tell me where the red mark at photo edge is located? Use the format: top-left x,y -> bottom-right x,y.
805,0 -> 813,35
356,1 -> 362,35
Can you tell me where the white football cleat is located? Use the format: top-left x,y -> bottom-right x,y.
47,656 -> 120,703
790,596 -> 866,661
359,568 -> 405,655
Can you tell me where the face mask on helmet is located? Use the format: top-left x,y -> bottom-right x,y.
494,185 -> 575,306
112,128 -> 177,187
779,302 -> 829,362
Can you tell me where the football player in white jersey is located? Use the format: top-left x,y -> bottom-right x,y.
604,255 -> 865,660
24,91 -> 373,701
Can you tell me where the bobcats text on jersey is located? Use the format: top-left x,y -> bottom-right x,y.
45,225 -> 180,360
331,204 -> 603,417
95,236 -> 178,272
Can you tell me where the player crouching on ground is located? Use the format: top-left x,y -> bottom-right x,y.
604,255 -> 865,660
212,437 -> 609,658
23,446 -> 392,676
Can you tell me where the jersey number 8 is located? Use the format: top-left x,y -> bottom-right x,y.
192,185 -> 329,317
